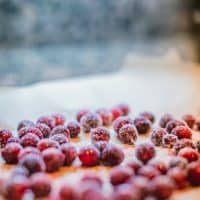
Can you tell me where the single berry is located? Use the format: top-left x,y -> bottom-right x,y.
187,161 -> 200,186
178,147 -> 199,162
94,141 -> 108,152
134,116 -> 151,134
17,120 -> 34,131
80,173 -> 103,188
150,128 -> 167,146
18,126 -> 43,139
59,184 -> 77,200
148,160 -> 168,174
76,109 -> 90,122
137,166 -> 160,180
169,156 -> 188,169
182,114 -> 196,129
52,113 -> 65,126
2,143 -> 22,164
37,116 -> 56,129
18,147 -> 41,160
37,139 -> 60,152
111,107 -> 123,121
159,114 -> 174,128
101,143 -> 124,166
162,134 -> 178,148
165,119 -> 186,133
35,123 -> 51,138
171,125 -> 192,139
116,103 -> 130,116
0,129 -> 13,147
42,148 -> 64,172
79,145 -> 100,166
126,160 -> 143,174
139,111 -> 155,124
11,166 -> 30,177
91,127 -> 110,143
60,143 -> 77,166
50,125 -> 70,138
50,134 -> 70,145
113,116 -> 134,133
173,139 -> 195,154
96,108 -> 113,126
67,121 -> 81,138
20,133 -> 40,147
7,137 -> 20,144
135,143 -> 156,164
80,112 -> 103,133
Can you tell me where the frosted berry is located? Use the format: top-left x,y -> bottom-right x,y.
173,139 -> 195,154
35,123 -> 51,138
162,134 -> 178,148
67,121 -> 81,138
17,120 -> 34,131
0,129 -> 13,147
134,116 -> 151,134
178,147 -> 199,162
150,128 -> 167,146
20,133 -> 40,147
139,111 -> 155,124
165,119 -> 186,133
50,134 -> 69,145
52,113 -> 65,126
182,114 -> 196,129
116,103 -> 130,116
91,127 -> 110,143
18,126 -> 43,139
50,125 -> 70,139
187,161 -> 200,186
169,156 -> 188,169
138,166 -> 160,180
148,160 -> 168,174
111,107 -> 123,121
18,147 -> 41,160
37,138 -> 60,152
113,116 -> 134,133
171,125 -> 192,139
159,114 -> 174,128
96,108 -> 113,126
76,109 -> 90,122
7,137 -> 20,144
37,116 -> 56,129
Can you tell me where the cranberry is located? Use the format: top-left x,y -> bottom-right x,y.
80,112 -> 102,133
18,126 -> 43,139
96,108 -> 113,126
67,121 -> 81,138
50,125 -> 70,139
50,134 -> 69,145
126,160 -> 143,174
35,123 -> 51,138
59,184 -> 77,200
138,166 -> 160,180
116,103 -> 130,116
42,148 -> 64,172
0,129 -> 13,147
182,114 -> 196,129
171,125 -> 192,139
178,147 -> 199,162
135,143 -> 156,164
165,119 -> 186,133
173,139 -> 195,154
110,166 -> 134,186
79,145 -> 100,166
111,107 -> 123,121
76,109 -> 90,122
2,143 -> 22,164
91,127 -> 110,143
52,113 -> 65,126
113,116 -> 134,133
187,161 -> 200,186
11,166 -> 30,177
37,116 -> 56,129
148,160 -> 168,174
139,111 -> 155,124
134,116 -> 151,134
18,147 -> 41,160
118,124 -> 138,145
30,172 -> 51,197
94,141 -> 108,152
7,137 -> 20,144
169,156 -> 188,169
80,173 -> 103,188
159,114 -> 174,128
20,133 -> 40,147
150,128 -> 167,146
17,120 -> 34,131
101,143 -> 124,166
162,134 -> 178,148
37,139 -> 60,152
168,167 -> 188,189
60,143 -> 77,166
19,154 -> 46,174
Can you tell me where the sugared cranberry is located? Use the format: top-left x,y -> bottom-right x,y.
7,137 -> 20,144
60,143 -> 77,166
17,120 -> 34,131
165,119 -> 186,133
134,116 -> 151,134
67,121 -> 81,138
20,133 -> 40,147
187,161 -> 200,186
116,103 -> 130,116
138,166 -> 160,180
171,125 -> 192,139
79,145 -> 100,166
159,114 -> 174,128
182,114 -> 196,129
135,143 -> 156,164
80,173 -> 103,189
111,107 -> 123,121
178,147 -> 199,162
169,156 -> 188,169
127,160 -> 143,174
0,129 -> 13,147
50,125 -> 70,138
30,172 -> 52,197
50,134 -> 69,145
96,108 -> 113,126
173,139 -> 195,154
59,184 -> 77,200
118,124 -> 138,145
110,166 -> 134,186
101,143 -> 124,166
37,139 -> 60,152
94,141 -> 108,152
150,128 -> 167,146
113,116 -> 134,133
18,126 -> 43,139
139,111 -> 155,124
42,148 -> 64,172
35,123 -> 51,138
18,147 -> 41,160
11,166 -> 30,177
80,112 -> 102,133
52,113 -> 65,126
76,109 -> 90,122
148,160 -> 168,174
37,116 -> 56,129
162,134 -> 178,148
2,143 -> 22,164
91,127 -> 110,143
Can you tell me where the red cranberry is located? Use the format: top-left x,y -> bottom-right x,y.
169,156 -> 188,169
52,113 -> 65,126
79,145 -> 100,166
113,116 -> 134,133
148,160 -> 168,174
135,143 -> 156,164
60,143 -> 77,166
91,127 -> 110,143
150,128 -> 167,146
139,111 -> 155,124
127,160 -> 143,174
171,125 -> 192,139
178,147 -> 199,162
116,103 -> 130,116
42,148 -> 64,172
187,161 -> 200,186
159,114 -> 174,128
94,141 -> 108,152
67,121 -> 81,138
50,134 -> 69,145
162,134 -> 178,148
80,173 -> 103,189
37,138 -> 60,152
138,166 -> 160,180
80,112 -> 103,133
0,129 -> 13,147
18,147 -> 41,160
7,137 -> 20,144
96,108 -> 113,126
2,143 -> 22,164
76,109 -> 90,122
110,166 -> 134,186
35,123 -> 51,138
118,124 -> 138,145
134,116 -> 151,134
19,154 -> 46,174
111,107 -> 123,121
20,133 -> 40,147
101,143 -> 124,166
50,125 -> 70,138
59,184 -> 77,200
182,114 -> 196,129
18,126 -> 43,139
173,139 -> 196,154
30,172 -> 52,197
17,120 -> 34,131
165,119 -> 186,133
11,166 -> 30,177
37,116 -> 56,129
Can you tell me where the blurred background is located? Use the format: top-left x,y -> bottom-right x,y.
0,0 -> 199,86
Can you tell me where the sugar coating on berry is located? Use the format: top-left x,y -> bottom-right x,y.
150,128 -> 167,146
17,120 -> 34,131
52,113 -> 66,126
7,137 -> 20,144
173,139 -> 196,154
18,147 -> 41,160
50,134 -> 70,145
111,107 -> 123,121
139,111 -> 155,123
113,116 -> 134,133
165,119 -> 186,133
11,166 -> 30,178
171,125 -> 192,139
67,121 -> 81,138
50,125 -> 70,138
35,123 -> 51,138
37,138 -> 60,152
91,127 -> 110,143
182,114 -> 196,129
134,116 -> 151,134
159,114 -> 174,128
187,161 -> 200,186
76,109 -> 90,122
116,103 -> 130,116
162,134 -> 178,148
20,133 -> 40,147
137,165 -> 160,180
96,108 -> 113,126
37,116 -> 56,129
0,129 -> 13,148
148,159 -> 168,174
18,126 -> 43,139
178,147 -> 199,162
169,156 -> 188,169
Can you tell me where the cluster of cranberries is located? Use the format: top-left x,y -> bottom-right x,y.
0,104 -> 199,200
